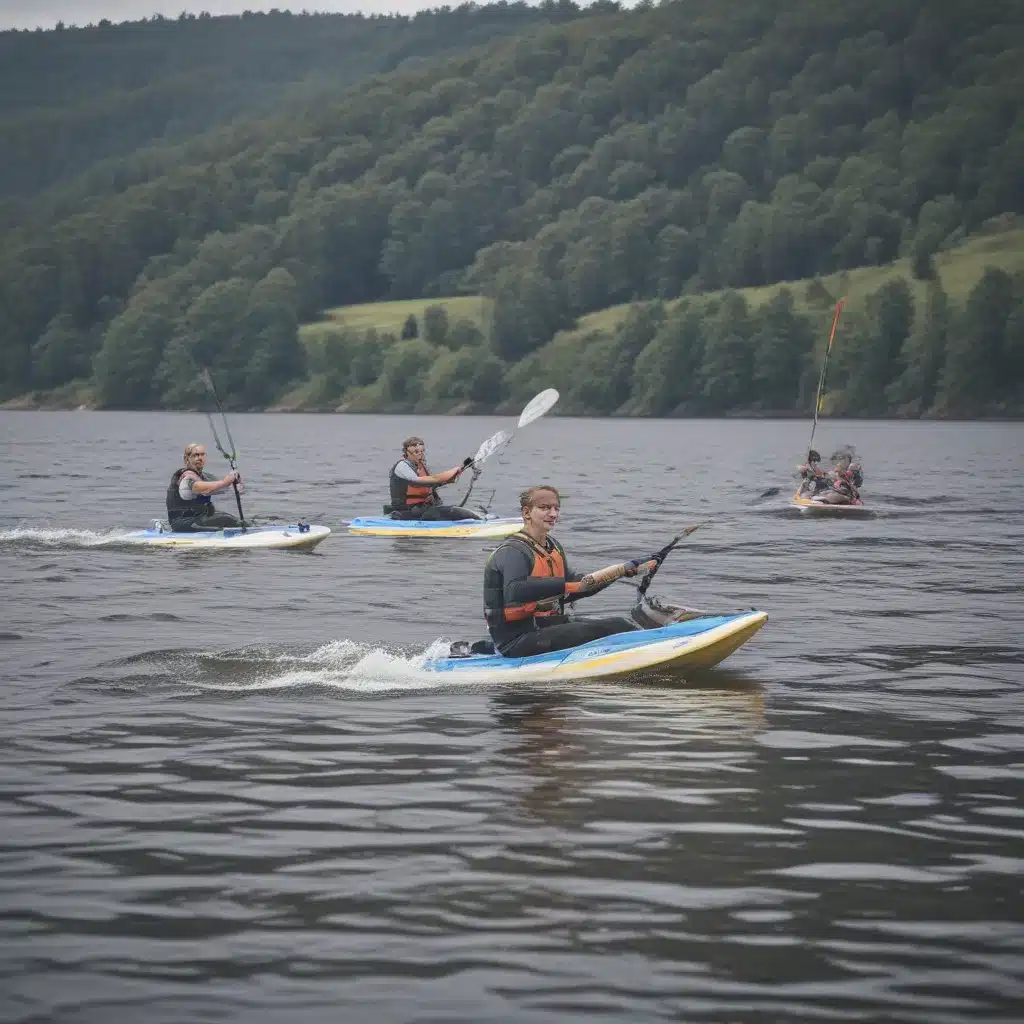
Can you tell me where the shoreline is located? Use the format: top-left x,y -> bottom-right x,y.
2,396 -> 1022,423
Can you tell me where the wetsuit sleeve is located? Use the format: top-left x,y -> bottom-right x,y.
178,471 -> 198,500
492,543 -> 566,605
393,460 -> 420,482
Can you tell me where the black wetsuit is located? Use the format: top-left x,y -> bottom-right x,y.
484,533 -> 636,657
166,469 -> 243,532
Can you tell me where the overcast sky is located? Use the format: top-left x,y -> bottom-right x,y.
0,0 -> 444,30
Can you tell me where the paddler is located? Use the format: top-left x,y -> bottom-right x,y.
387,436 -> 483,521
796,449 -> 832,497
483,485 -> 659,657
816,450 -> 863,505
165,443 -> 245,531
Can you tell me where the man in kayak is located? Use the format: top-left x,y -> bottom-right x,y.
484,485 -> 659,657
796,449 -> 832,497
387,436 -> 483,521
166,443 -> 245,532
816,450 -> 863,505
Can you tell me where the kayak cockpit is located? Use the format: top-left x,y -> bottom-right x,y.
444,594 -> 717,659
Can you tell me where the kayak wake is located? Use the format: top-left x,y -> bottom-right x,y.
0,527 -> 140,548
112,638 -> 497,695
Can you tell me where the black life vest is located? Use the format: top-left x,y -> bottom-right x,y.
166,468 -> 213,522
801,466 -> 830,494
484,531 -> 568,628
389,459 -> 438,511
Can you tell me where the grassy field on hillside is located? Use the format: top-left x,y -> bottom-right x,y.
300,295 -> 491,347
567,226 -> 1024,340
303,227 -> 1024,353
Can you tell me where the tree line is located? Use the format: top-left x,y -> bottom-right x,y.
299,266 -> 1024,418
0,0 -> 1021,416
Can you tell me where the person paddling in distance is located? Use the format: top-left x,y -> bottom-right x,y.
796,449 -> 832,497
387,436 -> 483,522
166,443 -> 245,532
484,485 -> 661,658
815,450 -> 863,505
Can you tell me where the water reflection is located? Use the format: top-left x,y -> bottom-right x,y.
490,673 -> 767,823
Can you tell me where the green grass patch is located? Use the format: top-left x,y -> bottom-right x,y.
301,295 -> 491,346
299,226 -> 1024,356
548,226 -> 1024,347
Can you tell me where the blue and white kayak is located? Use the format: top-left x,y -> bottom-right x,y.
423,610 -> 768,682
345,515 -> 521,539
122,522 -> 331,550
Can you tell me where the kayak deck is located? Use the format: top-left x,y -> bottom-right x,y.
123,523 -> 331,550
423,610 -> 768,682
346,516 -> 522,538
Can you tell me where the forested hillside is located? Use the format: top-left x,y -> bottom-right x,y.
0,3 -> 557,206
1,0 -> 1022,417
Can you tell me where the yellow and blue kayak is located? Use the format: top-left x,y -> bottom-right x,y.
345,515 -> 522,539
423,610 -> 768,682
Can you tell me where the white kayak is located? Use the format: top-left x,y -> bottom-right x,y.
345,515 -> 522,539
123,522 -> 331,550
790,491 -> 873,516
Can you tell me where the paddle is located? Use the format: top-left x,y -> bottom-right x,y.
457,428 -> 512,510
636,523 -> 706,597
199,368 -> 246,531
806,298 -> 846,460
458,389 -> 560,508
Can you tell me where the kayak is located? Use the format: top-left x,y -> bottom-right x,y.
790,490 -> 873,516
122,522 -> 331,550
424,596 -> 767,682
345,515 -> 522,539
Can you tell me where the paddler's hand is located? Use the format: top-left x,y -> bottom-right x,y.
623,556 -> 659,578
441,466 -> 462,483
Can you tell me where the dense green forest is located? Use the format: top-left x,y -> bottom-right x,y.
1,0 -> 1022,417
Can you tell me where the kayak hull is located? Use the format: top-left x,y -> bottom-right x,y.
423,611 -> 768,682
346,516 -> 522,539
790,491 -> 872,516
122,523 -> 331,550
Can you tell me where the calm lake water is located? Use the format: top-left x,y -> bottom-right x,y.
1,411 -> 1022,1023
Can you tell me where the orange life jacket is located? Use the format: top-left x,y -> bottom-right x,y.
389,458 -> 437,509
404,461 -> 434,506
833,468 -> 861,501
490,531 -> 567,624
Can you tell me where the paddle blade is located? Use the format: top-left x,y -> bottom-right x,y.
472,429 -> 513,467
517,389 -> 559,428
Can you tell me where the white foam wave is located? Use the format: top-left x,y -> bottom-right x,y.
189,638 -> 498,694
0,527 -> 138,548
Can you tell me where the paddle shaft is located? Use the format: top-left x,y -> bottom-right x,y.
627,487 -> 780,596
807,299 -> 846,457
201,370 -> 246,529
459,469 -> 481,509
